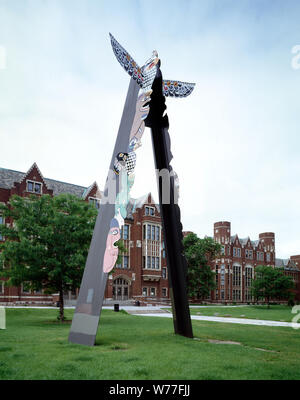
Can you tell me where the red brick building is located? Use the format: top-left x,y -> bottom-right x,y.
0,163 -> 170,305
0,164 -> 298,305
104,193 -> 169,304
210,221 -> 300,303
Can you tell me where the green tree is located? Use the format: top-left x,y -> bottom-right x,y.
0,194 -> 98,321
251,265 -> 295,308
113,239 -> 128,270
183,233 -> 221,300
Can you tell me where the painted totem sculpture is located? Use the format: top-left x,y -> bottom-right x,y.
69,34 -> 195,346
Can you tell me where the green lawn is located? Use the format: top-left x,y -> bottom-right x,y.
189,305 -> 295,322
1,308 -> 300,380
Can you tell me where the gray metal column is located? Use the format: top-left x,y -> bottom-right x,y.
69,79 -> 139,346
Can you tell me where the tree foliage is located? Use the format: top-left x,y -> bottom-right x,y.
251,265 -> 295,307
0,194 -> 98,321
183,233 -> 221,300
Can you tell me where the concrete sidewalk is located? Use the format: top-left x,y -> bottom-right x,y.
134,312 -> 300,328
4,305 -> 300,328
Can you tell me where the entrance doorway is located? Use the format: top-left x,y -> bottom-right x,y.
113,278 -> 129,300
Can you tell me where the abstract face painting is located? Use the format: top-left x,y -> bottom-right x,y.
103,218 -> 121,274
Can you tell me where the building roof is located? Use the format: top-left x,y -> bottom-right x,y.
239,237 -> 249,246
0,166 -> 91,198
45,177 -> 88,197
230,234 -> 239,244
0,166 -> 158,221
0,167 -> 24,189
275,258 -> 288,267
275,258 -> 299,271
126,193 -> 160,220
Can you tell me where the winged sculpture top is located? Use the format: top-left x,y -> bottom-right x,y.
109,33 -> 195,98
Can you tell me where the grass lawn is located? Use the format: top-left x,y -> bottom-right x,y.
0,308 -> 300,380
189,305 -> 296,322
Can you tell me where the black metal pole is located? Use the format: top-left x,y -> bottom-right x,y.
145,64 -> 193,338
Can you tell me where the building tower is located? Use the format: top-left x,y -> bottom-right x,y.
259,232 -> 275,265
213,221 -> 231,245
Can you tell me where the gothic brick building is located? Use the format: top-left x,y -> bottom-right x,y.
0,164 -> 299,305
210,221 -> 300,302
0,163 -> 170,305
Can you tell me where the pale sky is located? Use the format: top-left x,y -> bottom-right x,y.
0,0 -> 300,258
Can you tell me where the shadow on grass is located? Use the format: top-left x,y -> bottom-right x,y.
43,320 -> 72,324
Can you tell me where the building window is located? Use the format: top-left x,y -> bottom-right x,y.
162,267 -> 167,279
145,256 -> 160,270
123,256 -> 129,269
266,252 -> 271,262
233,289 -> 241,301
150,287 -> 156,296
245,290 -> 252,301
233,247 -> 241,257
27,180 -> 42,194
142,287 -> 148,296
245,267 -> 253,288
162,288 -> 167,297
220,264 -> 225,286
227,246 -> 230,256
144,224 -> 160,241
155,226 -> 160,241
221,289 -> 225,300
122,224 -> 130,240
116,255 -> 129,269
152,226 -> 155,240
215,265 -> 219,286
145,206 -> 155,216
88,197 -> 100,209
0,281 -> 3,294
155,257 -> 160,269
147,225 -> 151,239
233,265 -> 241,286
245,249 -> 253,259
221,246 -> 225,255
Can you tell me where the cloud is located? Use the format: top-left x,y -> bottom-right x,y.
0,0 -> 300,258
